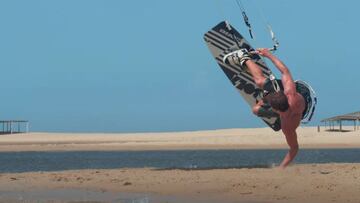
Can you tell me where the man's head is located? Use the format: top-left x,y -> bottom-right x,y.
263,91 -> 289,112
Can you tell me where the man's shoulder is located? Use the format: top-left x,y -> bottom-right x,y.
286,92 -> 305,106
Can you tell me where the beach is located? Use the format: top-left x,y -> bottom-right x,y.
0,164 -> 360,203
0,127 -> 359,151
0,127 -> 360,203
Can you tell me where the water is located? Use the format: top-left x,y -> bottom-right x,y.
0,189 -> 125,203
0,189 -> 248,203
0,149 -> 359,173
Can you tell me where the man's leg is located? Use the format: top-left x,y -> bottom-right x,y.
223,49 -> 267,89
244,60 -> 267,89
223,49 -> 276,92
223,49 -> 278,118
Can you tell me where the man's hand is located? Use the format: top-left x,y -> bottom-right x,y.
256,48 -> 272,58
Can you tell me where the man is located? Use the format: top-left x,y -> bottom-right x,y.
223,48 -> 305,168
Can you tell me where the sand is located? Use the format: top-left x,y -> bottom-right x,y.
0,126 -> 359,151
0,164 -> 359,203
0,127 -> 360,202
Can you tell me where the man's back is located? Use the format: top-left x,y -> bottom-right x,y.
281,91 -> 305,132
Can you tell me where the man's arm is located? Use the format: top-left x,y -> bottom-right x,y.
256,49 -> 296,95
279,130 -> 299,168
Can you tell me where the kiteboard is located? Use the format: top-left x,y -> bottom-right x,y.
204,21 -> 282,131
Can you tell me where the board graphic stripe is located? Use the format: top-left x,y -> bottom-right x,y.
218,63 -> 256,86
204,35 -> 228,51
215,57 -> 256,83
211,29 -> 245,49
211,28 -> 237,43
205,37 -> 251,78
208,30 -> 235,46
215,55 -> 240,70
219,64 -> 242,75
204,36 -> 230,51
204,37 -> 228,51
206,31 -> 242,54
215,57 -> 255,82
205,34 -> 253,81
204,34 -> 230,50
218,53 -> 262,79
212,26 -> 251,50
206,33 -> 234,49
214,58 -> 243,76
208,32 -> 271,77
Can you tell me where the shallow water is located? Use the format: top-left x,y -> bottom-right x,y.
0,149 -> 359,173
0,189 -> 154,203
0,188 -> 257,203
0,189 -> 123,203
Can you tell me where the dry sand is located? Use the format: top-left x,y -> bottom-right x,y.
0,127 -> 360,202
0,164 -> 359,203
0,126 -> 359,151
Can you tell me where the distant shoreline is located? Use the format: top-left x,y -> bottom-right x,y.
0,127 -> 359,152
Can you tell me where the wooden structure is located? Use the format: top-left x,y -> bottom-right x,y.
321,112 -> 360,132
0,120 -> 29,134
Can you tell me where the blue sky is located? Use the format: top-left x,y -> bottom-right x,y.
0,0 -> 359,132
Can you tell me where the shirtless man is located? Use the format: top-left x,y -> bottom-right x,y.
223,48 -> 305,168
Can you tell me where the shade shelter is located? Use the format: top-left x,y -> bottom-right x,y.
321,111 -> 360,132
0,120 -> 29,134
